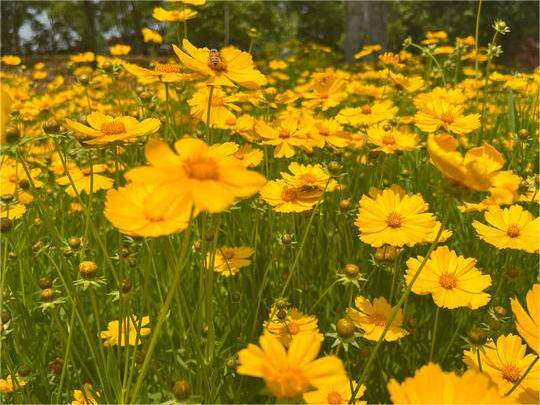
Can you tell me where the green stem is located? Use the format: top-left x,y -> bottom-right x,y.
429,306 -> 441,361
474,0 -> 483,72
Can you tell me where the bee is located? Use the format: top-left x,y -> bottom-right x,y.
208,49 -> 224,70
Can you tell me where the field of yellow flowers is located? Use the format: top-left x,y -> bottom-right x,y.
0,3 -> 539,405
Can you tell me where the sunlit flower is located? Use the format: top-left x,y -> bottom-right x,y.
57,164 -> 114,196
123,60 -> 199,83
206,246 -> 254,277
347,295 -> 408,341
304,380 -> 366,404
109,44 -> 131,56
366,124 -> 419,154
0,374 -> 26,394
174,39 -> 266,88
99,315 -> 151,346
354,44 -> 381,59
472,204 -> 539,253
415,100 -> 480,134
511,284 -> 539,354
188,86 -> 240,128
337,100 -> 398,127
405,246 -> 491,309
265,307 -> 318,347
72,384 -> 99,405
141,27 -> 163,44
237,332 -> 348,399
387,363 -> 512,404
234,144 -> 263,168
1,55 -> 21,66
260,179 -> 322,213
152,6 -> 197,22
255,116 -> 310,158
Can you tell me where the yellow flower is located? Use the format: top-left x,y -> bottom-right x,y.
57,165 -> 114,196
255,116 -> 310,158
511,284 -> 539,354
125,138 -> 266,213
311,118 -> 351,149
1,160 -> 43,195
123,61 -> 199,83
304,380 -> 366,404
337,100 -> 398,127
152,6 -> 197,22
206,246 -> 254,277
72,384 -> 99,405
366,124 -> 419,154
472,204 -> 539,253
387,363 -> 512,404
302,71 -> 347,111
64,112 -> 160,146
378,52 -> 404,69
265,307 -> 319,347
188,86 -> 240,128
234,144 -> 263,168
260,179 -> 322,213
173,39 -> 266,89
104,184 -> 195,237
389,72 -> 425,93
463,334 -> 539,403
405,246 -> 491,309
141,27 -> 163,44
354,44 -> 381,59
1,55 -> 21,66
109,44 -> 131,56
1,202 -> 26,220
415,100 -> 480,134
99,315 -> 151,346
347,296 -> 408,341
0,374 -> 26,394
355,185 -> 436,248
282,162 -> 337,192
237,332 -> 348,399
69,52 -> 95,64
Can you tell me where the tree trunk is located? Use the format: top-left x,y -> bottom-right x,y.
344,1 -> 387,63
82,0 -> 98,52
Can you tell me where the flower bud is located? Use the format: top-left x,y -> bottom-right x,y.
0,194 -> 14,203
336,318 -> 355,339
467,327 -> 487,346
343,263 -> 359,279
41,288 -> 55,301
0,217 -> 13,233
68,237 -> 81,249
43,118 -> 60,134
280,233 -> 293,245
339,198 -> 352,212
38,276 -> 53,289
172,380 -> 191,400
5,124 -> 20,143
79,261 -> 97,280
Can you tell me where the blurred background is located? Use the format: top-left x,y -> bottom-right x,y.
1,0 -> 538,68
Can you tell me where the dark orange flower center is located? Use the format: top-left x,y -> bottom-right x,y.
382,133 -> 395,145
183,156 -> 220,180
386,212 -> 403,228
287,322 -> 300,335
440,113 -> 454,125
327,392 -> 343,405
361,105 -> 372,114
371,314 -> 388,327
281,187 -> 298,202
279,129 -> 291,139
506,224 -> 520,238
300,173 -> 317,184
265,366 -> 309,398
501,365 -> 521,383
439,272 -> 458,290
155,63 -> 182,73
101,121 -> 126,135
221,249 -> 235,260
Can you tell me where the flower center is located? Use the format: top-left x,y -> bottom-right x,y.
440,113 -> 454,125
439,272 -> 458,290
265,367 -> 310,398
327,392 -> 343,405
183,157 -> 220,180
221,249 -> 234,260
211,94 -> 225,107
300,173 -> 317,184
361,105 -> 372,114
382,133 -> 395,145
286,322 -> 299,335
281,187 -> 298,202
371,313 -> 388,327
208,49 -> 226,71
101,121 -> 126,135
145,213 -> 165,223
8,174 -> 17,183
501,365 -> 521,383
506,224 -> 520,238
386,212 -> 403,228
155,63 -> 182,73
279,129 -> 291,139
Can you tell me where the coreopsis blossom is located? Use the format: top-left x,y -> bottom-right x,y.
233,144 -> 263,168
260,179 -> 322,213
173,39 -> 266,89
104,184 -> 195,237
427,134 -> 520,201
57,165 -> 113,196
389,72 -> 425,93
141,27 -> 163,44
1,160 -> 43,195
337,100 -> 398,127
355,185 -> 437,248
304,380 -> 366,404
237,332 -> 348,399
188,86 -> 240,128
415,100 -> 480,135
302,71 -> 347,110
1,55 -> 21,66
0,374 -> 26,394
354,44 -> 381,59
255,116 -> 310,158
366,124 -> 419,154
472,204 -> 539,253
123,61 -> 199,83
347,296 -> 408,341
463,334 -> 539,403
99,315 -> 151,346
405,246 -> 491,309
64,112 -> 160,145
69,52 -> 95,64
511,284 -> 539,353
206,246 -> 254,277
109,44 -> 131,56
1,203 -> 26,220
310,118 -> 351,149
152,6 -> 197,22
125,138 -> 266,213
264,307 -> 319,347
387,363 -> 512,404
281,162 -> 337,192
72,384 -> 99,405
